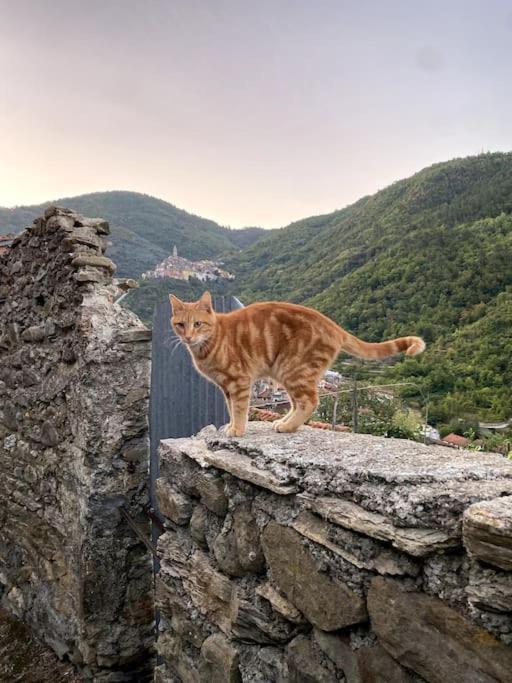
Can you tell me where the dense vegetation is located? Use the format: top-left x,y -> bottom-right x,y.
0,191 -> 267,276
226,153 -> 512,422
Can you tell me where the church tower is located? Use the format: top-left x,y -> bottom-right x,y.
172,245 -> 178,258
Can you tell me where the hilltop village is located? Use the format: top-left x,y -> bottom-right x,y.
141,245 -> 234,282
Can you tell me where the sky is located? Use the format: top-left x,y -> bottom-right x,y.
1,0 -> 511,228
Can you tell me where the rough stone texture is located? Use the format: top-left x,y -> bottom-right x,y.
156,479 -> 193,525
291,510 -> 419,576
199,633 -> 242,682
189,505 -> 208,546
154,424 -> 512,682
286,635 -> 339,682
368,577 -> 512,683
255,583 -> 306,625
314,628 -> 414,683
298,495 -> 459,557
464,496 -> 512,570
466,561 -> 512,613
0,208 -> 153,681
261,522 -> 368,630
195,472 -> 228,516
205,423 -> 512,529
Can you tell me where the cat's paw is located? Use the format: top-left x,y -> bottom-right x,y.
272,418 -> 287,431
225,426 -> 245,437
273,422 -> 299,433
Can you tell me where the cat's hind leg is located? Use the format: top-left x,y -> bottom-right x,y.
274,383 -> 319,433
272,394 -> 296,430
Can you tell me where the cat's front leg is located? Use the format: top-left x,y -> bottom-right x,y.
224,379 -> 251,437
221,388 -> 234,433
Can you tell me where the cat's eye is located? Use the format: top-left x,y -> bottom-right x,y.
193,321 -> 202,328
175,322 -> 185,328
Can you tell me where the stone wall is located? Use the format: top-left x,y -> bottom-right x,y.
0,207 -> 154,681
155,422 -> 512,682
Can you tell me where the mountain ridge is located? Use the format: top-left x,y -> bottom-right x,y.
0,190 -> 268,277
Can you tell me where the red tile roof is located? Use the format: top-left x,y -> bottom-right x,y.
249,407 -> 350,432
442,433 -> 470,447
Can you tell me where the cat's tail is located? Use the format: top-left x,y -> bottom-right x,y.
340,332 -> 426,360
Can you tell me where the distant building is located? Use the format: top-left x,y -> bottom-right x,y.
141,249 -> 234,282
422,425 -> 441,441
442,433 -> 470,448
479,420 -> 511,434
325,370 -> 344,384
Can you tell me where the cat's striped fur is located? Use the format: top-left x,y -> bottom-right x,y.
170,292 -> 425,436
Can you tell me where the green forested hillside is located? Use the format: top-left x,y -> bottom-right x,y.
227,153 -> 512,422
0,191 -> 266,277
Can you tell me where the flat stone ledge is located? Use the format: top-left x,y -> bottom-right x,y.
161,422 -> 512,532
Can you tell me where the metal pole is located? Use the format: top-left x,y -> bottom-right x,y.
352,375 -> 358,433
332,395 -> 339,431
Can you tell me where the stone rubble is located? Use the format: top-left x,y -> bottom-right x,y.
0,207 -> 153,681
155,422 -> 512,682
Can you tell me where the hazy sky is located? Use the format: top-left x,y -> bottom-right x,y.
1,0 -> 511,228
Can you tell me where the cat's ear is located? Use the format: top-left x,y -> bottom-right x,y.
198,291 -> 213,312
169,294 -> 184,312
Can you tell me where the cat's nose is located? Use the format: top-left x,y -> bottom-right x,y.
184,335 -> 192,342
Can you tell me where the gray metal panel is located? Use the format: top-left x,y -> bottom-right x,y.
149,295 -> 242,517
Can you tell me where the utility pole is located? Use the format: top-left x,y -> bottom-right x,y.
423,392 -> 430,444
352,373 -> 359,433
332,394 -> 339,431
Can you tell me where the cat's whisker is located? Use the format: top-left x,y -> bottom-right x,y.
169,338 -> 185,358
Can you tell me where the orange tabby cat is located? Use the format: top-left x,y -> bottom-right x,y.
170,292 -> 425,437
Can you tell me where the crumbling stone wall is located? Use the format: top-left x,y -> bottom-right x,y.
155,423 -> 512,682
0,208 -> 153,681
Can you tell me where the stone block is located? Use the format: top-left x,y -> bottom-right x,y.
287,635 -> 338,683
463,496 -> 512,570
230,594 -> 299,644
71,254 -> 116,272
261,522 -> 368,631
299,495 -> 459,557
156,479 -> 193,525
200,633 -> 241,683
367,576 -> 512,683
255,582 -> 306,624
314,628 -> 414,683
21,325 -> 46,342
116,327 -> 152,343
213,527 -> 246,577
233,502 -> 265,573
203,448 -> 298,495
195,472 -> 228,515
466,561 -> 512,612
292,510 -> 418,575
190,505 -> 208,546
